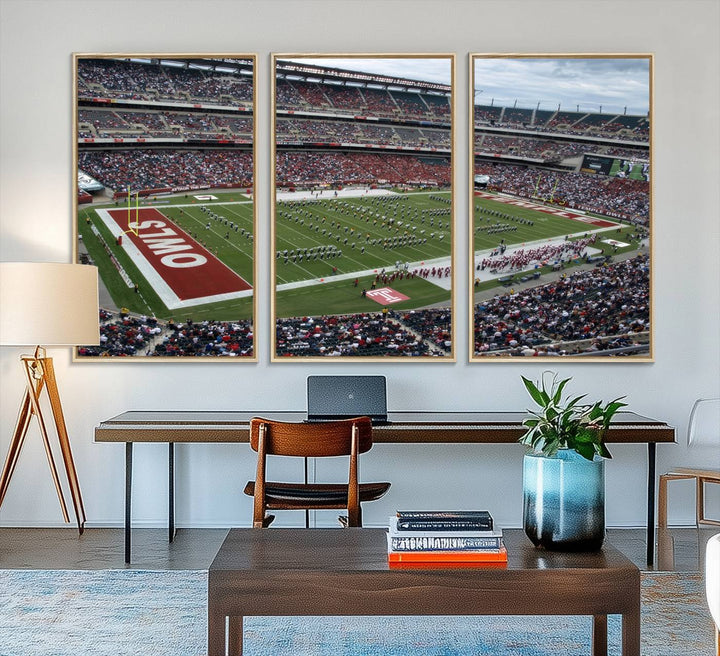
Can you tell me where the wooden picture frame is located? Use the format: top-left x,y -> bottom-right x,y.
73,54 -> 257,360
469,54 -> 653,361
271,54 -> 456,361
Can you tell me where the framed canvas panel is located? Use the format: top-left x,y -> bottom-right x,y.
469,54 -> 653,361
73,54 -> 257,360
271,54 -> 455,361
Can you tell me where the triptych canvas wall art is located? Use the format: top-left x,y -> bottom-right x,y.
73,53 -> 651,362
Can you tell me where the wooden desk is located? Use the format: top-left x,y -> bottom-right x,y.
94,411 -> 675,564
207,528 -> 641,656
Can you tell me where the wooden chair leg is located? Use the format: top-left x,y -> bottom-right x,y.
658,474 -> 669,528
697,476 -> 704,527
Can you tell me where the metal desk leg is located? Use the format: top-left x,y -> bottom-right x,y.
125,442 -> 133,564
169,443 -> 175,542
304,456 -> 310,528
646,442 -> 656,566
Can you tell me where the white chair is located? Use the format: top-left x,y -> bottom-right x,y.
658,398 -> 720,528
707,532 -> 720,656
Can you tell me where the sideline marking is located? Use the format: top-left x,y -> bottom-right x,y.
97,207 -> 252,309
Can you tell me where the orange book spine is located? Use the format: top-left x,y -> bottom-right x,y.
389,560 -> 507,569
388,545 -> 507,563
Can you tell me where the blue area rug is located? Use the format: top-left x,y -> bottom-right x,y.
0,569 -> 714,656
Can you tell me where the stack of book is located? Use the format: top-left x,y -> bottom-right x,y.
387,510 -> 507,567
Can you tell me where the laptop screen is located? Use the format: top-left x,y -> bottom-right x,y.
306,375 -> 388,423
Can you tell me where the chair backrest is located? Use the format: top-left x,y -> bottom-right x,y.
687,398 -> 720,447
249,417 -> 373,457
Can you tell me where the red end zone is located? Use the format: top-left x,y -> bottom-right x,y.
107,208 -> 251,301
474,191 -> 617,228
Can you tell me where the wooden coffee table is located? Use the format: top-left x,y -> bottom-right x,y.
208,528 -> 640,656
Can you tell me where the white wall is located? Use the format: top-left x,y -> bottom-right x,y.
1,0 -> 718,530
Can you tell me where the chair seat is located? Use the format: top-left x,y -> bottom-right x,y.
244,481 -> 390,508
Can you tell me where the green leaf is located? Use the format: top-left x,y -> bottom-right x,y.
575,442 -> 595,461
552,376 -> 571,404
522,376 -> 548,407
566,394 -> 587,409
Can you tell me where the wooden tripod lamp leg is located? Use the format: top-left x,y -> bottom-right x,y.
0,354 -> 85,534
41,357 -> 86,533
20,356 -> 73,525
0,391 -> 34,507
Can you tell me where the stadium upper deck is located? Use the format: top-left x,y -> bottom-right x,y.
275,59 -> 451,127
77,57 -> 254,108
474,102 -> 649,144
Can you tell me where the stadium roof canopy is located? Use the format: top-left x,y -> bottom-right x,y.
118,57 -> 254,76
276,59 -> 450,95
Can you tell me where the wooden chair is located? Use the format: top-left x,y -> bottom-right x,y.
243,416 -> 390,528
658,398 -> 720,529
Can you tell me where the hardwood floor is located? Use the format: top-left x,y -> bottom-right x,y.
0,525 -> 716,571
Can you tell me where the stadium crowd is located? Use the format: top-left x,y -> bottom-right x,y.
78,305 -> 454,358
474,254 -> 650,356
78,149 -> 253,192
474,104 -> 649,141
77,58 -> 253,106
276,118 -> 450,149
476,237 -> 596,273
474,162 -> 649,224
275,310 -> 450,357
275,78 -> 450,123
79,108 -> 254,141
276,152 -> 450,188
475,135 -> 591,162
77,311 -> 254,357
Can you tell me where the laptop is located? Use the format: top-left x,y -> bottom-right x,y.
306,375 -> 389,425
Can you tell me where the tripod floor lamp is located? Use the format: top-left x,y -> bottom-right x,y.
0,262 -> 99,533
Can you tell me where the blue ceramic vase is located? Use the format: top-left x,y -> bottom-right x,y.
522,448 -> 606,551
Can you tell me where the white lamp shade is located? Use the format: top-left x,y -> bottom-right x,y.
0,262 -> 100,346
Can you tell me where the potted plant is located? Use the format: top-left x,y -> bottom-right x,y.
519,372 -> 627,551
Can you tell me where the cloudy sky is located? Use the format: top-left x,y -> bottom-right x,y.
282,57 -> 452,86
473,57 -> 650,115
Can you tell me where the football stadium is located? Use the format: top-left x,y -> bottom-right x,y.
471,56 -> 651,358
272,58 -> 454,359
74,56 -> 256,357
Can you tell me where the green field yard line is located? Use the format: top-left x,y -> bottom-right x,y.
161,296 -> 254,322
274,193 -> 452,285
472,195 -> 611,251
90,191 -> 254,211
219,204 -> 255,227
79,212 -> 169,316
167,207 -> 253,260
160,205 -> 255,282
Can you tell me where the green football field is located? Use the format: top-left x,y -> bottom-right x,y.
471,191 -> 644,292
474,195 -> 603,251
77,191 -> 255,321
77,189 -> 454,322
608,159 -> 648,180
473,194 -> 643,252
274,190 -> 452,317
275,192 -> 451,284
78,187 -> 640,322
